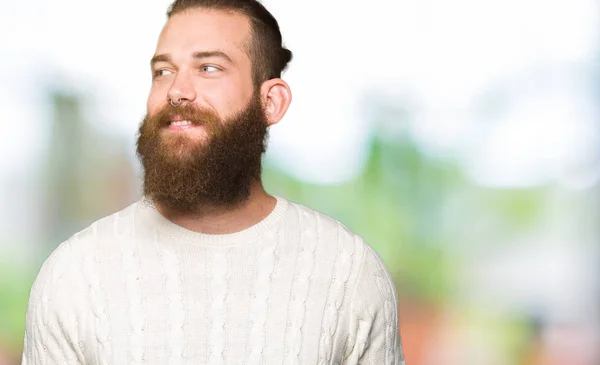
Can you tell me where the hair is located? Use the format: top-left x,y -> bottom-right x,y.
167,0 -> 292,87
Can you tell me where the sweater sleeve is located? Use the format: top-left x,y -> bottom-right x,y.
343,245 -> 406,365
21,240 -> 87,365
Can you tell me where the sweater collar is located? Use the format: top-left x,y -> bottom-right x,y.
137,195 -> 289,247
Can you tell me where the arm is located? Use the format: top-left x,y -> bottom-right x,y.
343,246 -> 406,365
21,240 -> 86,365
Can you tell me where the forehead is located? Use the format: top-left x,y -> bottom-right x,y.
156,8 -> 251,62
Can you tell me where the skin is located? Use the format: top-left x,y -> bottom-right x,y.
147,8 -> 292,234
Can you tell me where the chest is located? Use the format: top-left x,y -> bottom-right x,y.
80,242 -> 355,365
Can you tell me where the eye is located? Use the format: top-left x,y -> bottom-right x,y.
201,65 -> 220,73
153,69 -> 173,78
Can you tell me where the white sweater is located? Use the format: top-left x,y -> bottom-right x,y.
22,195 -> 406,364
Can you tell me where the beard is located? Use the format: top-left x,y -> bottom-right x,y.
136,93 -> 268,214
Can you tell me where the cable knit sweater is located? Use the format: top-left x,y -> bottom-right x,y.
22,195 -> 406,364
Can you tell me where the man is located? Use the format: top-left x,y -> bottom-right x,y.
22,0 -> 406,364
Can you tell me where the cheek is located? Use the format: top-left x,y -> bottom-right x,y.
205,79 -> 254,118
147,87 -> 166,115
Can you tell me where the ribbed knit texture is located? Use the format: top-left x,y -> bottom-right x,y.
21,196 -> 406,365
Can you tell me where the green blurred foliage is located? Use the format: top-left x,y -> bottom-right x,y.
0,254 -> 37,354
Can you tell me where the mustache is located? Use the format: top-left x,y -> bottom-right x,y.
150,103 -> 221,129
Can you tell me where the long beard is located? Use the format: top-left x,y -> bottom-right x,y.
136,94 -> 268,214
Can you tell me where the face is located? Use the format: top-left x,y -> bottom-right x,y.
136,9 -> 270,213
147,8 -> 255,124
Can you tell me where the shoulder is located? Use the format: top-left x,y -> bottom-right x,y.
286,203 -> 397,310
286,200 -> 369,259
283,199 -> 398,318
352,244 -> 398,321
26,236 -> 86,326
74,200 -> 141,245
60,200 -> 141,258
31,201 -> 140,296
30,237 -> 80,297
285,200 -> 393,291
22,202 -> 141,363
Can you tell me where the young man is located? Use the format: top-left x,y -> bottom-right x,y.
21,0 -> 406,364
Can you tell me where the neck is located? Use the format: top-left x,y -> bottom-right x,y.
153,182 -> 277,235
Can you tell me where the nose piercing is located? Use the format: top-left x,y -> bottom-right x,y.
170,98 -> 181,107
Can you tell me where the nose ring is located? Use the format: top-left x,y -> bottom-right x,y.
170,98 -> 181,108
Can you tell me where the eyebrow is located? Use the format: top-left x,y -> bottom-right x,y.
150,50 -> 233,68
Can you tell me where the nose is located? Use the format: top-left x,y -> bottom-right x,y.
167,70 -> 197,106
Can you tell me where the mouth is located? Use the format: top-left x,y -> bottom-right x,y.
167,120 -> 200,131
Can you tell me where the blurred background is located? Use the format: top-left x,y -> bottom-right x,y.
1,0 -> 599,364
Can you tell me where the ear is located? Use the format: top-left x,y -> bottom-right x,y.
259,78 -> 292,126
